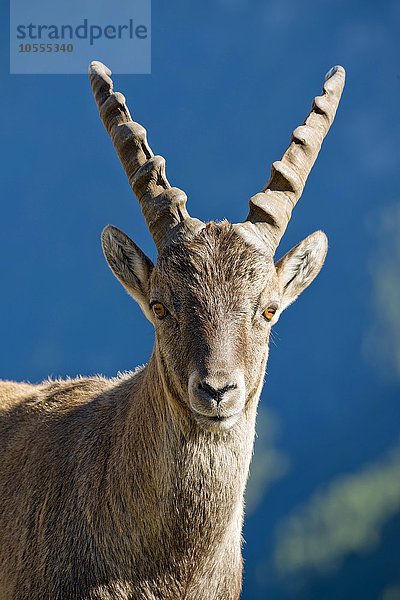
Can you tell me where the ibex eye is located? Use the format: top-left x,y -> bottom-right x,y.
152,303 -> 167,320
263,306 -> 277,321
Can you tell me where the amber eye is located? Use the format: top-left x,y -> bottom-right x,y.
152,302 -> 167,320
263,306 -> 277,321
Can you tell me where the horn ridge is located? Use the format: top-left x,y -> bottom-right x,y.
89,60 -> 203,250
244,65 -> 345,251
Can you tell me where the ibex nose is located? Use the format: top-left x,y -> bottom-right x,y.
188,370 -> 246,428
198,381 -> 238,405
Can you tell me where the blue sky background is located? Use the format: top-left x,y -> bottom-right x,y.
1,0 -> 400,597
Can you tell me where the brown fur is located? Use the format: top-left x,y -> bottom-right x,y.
0,222 -> 327,599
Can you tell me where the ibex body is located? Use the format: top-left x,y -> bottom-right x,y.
0,62 -> 345,599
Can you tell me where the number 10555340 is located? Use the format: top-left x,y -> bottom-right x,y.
18,43 -> 74,52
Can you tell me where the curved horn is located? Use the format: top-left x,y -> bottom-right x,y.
89,61 -> 204,250
244,65 -> 345,252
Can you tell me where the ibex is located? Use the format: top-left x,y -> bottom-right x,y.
0,62 -> 345,599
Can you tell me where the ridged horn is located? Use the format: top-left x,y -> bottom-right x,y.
244,65 -> 345,252
89,61 -> 204,250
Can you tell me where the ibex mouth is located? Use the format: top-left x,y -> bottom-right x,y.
191,409 -> 242,432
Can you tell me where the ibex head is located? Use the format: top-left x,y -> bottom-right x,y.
90,62 -> 345,431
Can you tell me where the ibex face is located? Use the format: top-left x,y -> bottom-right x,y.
150,224 -> 274,431
91,61 -> 344,431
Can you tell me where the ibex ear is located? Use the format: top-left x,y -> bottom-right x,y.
102,225 -> 154,322
275,231 -> 328,312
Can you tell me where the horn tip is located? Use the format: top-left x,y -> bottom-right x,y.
89,60 -> 112,77
324,65 -> 345,81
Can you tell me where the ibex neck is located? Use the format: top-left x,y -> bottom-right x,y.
120,349 -> 259,578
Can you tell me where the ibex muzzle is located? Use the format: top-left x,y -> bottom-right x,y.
189,364 -> 246,429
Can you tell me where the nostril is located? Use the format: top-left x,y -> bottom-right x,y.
198,381 -> 218,399
220,383 -> 237,394
198,381 -> 238,405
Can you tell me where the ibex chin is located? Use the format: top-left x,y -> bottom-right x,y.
0,62 -> 345,599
